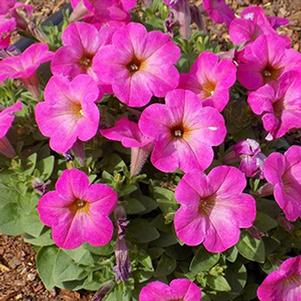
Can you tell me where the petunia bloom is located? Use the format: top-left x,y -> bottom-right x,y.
202,0 -> 234,27
51,21 -> 113,89
0,0 -> 15,15
35,75 -> 100,154
174,166 -> 256,252
38,168 -> 117,249
93,22 -> 180,107
237,34 -> 301,91
139,89 -> 226,173
0,101 -> 22,158
179,51 -> 236,112
257,255 -> 301,301
224,139 -> 265,178
100,116 -> 153,176
263,145 -> 301,222
0,16 -> 16,49
0,43 -> 53,98
248,71 -> 301,140
139,278 -> 201,301
229,6 -> 289,47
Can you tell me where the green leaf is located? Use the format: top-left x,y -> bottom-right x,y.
207,275 -> 231,292
36,155 -> 55,180
23,153 -> 37,175
36,246 -> 59,290
24,229 -> 54,246
190,248 -> 220,274
0,202 -> 23,235
237,232 -> 265,263
225,246 -> 238,263
127,219 -> 160,243
63,246 -> 94,266
123,197 -> 146,214
255,212 -> 278,232
155,254 -> 176,277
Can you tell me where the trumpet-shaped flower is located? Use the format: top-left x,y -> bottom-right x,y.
93,22 -> 180,107
229,6 -> 289,46
237,35 -> 301,91
51,22 -> 113,87
202,0 -> 234,27
174,166 -> 256,252
248,71 -> 301,140
263,145 -> 301,222
257,256 -> 301,301
35,75 -> 100,154
0,16 -> 16,49
179,51 -> 236,112
38,168 -> 117,249
0,101 -> 22,158
139,89 -> 226,173
139,278 -> 201,301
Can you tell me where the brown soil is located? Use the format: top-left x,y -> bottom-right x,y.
1,0 -> 300,300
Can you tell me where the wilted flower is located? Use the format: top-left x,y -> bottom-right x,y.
139,89 -> 226,173
35,75 -> 100,154
257,256 -> 301,301
0,16 -> 16,49
139,278 -> 202,301
38,168 -> 118,249
202,0 -> 234,27
0,43 -> 53,98
237,34 -> 301,91
100,116 -> 153,176
224,139 -> 265,177
248,71 -> 301,140
263,145 -> 301,222
93,22 -> 180,107
51,21 -> 114,92
174,166 -> 256,252
179,51 -> 236,112
0,101 -> 22,158
229,6 -> 289,47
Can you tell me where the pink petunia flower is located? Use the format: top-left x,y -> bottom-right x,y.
224,139 -> 265,178
0,0 -> 15,15
174,166 -> 256,252
0,16 -> 16,49
229,6 -> 289,47
257,256 -> 301,301
70,0 -> 135,26
248,71 -> 301,140
0,43 -> 53,98
138,89 -> 226,173
179,51 -> 236,112
202,0 -> 234,27
0,101 -> 22,158
139,278 -> 201,301
93,22 -> 180,107
237,34 -> 301,91
263,145 -> 301,222
100,116 -> 153,176
37,168 -> 118,249
51,22 -> 113,89
35,75 -> 100,154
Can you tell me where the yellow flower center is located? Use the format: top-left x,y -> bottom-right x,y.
262,65 -> 282,83
202,80 -> 216,98
199,195 -> 216,216
69,199 -> 90,214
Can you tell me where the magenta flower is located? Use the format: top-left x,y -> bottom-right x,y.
237,34 -> 301,91
224,139 -> 265,178
0,16 -> 16,49
202,0 -> 234,27
139,89 -> 226,173
263,145 -> 301,222
179,51 -> 236,112
229,6 -> 289,46
257,256 -> 301,301
51,22 -> 112,87
0,101 -> 22,158
139,278 -> 201,301
38,168 -> 117,249
93,22 -> 180,107
248,71 -> 301,140
174,166 -> 256,252
0,0 -> 15,15
0,43 -> 53,98
100,117 -> 153,176
35,75 -> 100,154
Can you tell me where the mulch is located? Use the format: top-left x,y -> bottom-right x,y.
1,0 -> 300,300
